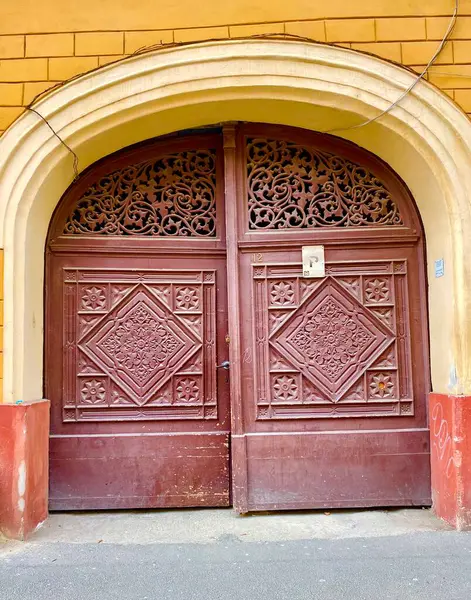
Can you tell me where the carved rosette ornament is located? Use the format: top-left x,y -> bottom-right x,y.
247,138 -> 403,230
63,149 -> 217,236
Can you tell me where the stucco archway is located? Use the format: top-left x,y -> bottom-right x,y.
0,39 -> 470,403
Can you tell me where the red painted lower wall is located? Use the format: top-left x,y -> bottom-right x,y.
2,395 -> 471,537
430,393 -> 471,530
0,400 -> 50,540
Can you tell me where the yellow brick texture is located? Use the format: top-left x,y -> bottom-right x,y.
409,64 -> 428,74
75,32 -> 124,56
351,42 -> 402,63
174,26 -> 229,43
285,21 -> 326,41
49,56 -> 98,80
0,249 -> 4,299
325,19 -> 375,43
402,41 -> 453,65
23,81 -> 60,105
0,83 -> 24,106
124,30 -> 174,54
428,65 -> 471,89
229,23 -> 285,37
0,10 -> 470,133
427,16 -> 471,40
0,36 -> 24,59
376,18 -> 426,41
0,107 -> 23,130
0,58 -> 47,82
98,55 -> 127,67
454,89 -> 471,111
453,41 -> 471,64
26,34 -> 74,57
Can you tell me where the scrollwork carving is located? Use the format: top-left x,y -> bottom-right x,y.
247,138 -> 403,230
64,149 -> 217,237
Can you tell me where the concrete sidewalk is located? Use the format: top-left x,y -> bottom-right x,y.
2,506 -> 452,546
1,509 -> 470,600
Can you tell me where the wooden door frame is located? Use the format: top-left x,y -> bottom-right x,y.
222,124 -> 249,512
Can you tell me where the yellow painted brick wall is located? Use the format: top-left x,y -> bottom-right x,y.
0,2 -> 468,401
0,1 -> 470,135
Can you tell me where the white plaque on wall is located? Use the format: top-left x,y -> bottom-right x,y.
302,246 -> 325,278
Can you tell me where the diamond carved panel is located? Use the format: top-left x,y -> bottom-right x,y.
253,261 -> 414,419
272,279 -> 393,400
83,289 -> 196,404
62,268 -> 218,422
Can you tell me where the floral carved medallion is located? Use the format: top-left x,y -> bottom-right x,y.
271,278 -> 393,400
99,303 -> 182,387
80,379 -> 106,404
81,287 -> 196,405
289,297 -> 374,383
81,286 -> 106,310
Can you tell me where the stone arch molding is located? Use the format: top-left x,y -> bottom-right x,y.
0,38 -> 470,402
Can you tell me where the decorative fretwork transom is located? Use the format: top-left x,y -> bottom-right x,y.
63,149 -> 217,237
247,138 -> 403,230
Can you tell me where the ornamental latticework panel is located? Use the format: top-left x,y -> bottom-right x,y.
61,268 -> 218,422
253,260 -> 413,419
63,149 -> 217,236
247,138 -> 403,230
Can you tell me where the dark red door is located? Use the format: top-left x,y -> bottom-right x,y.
46,135 -> 231,509
229,125 -> 431,511
45,125 -> 431,511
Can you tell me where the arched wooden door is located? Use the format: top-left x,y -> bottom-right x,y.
46,133 -> 231,509
45,124 -> 431,510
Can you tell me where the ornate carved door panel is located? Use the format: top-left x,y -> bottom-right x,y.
46,134 -> 230,510
228,125 -> 430,511
45,125 -> 431,511
253,259 -> 413,419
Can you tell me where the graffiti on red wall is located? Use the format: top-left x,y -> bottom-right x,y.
431,402 -> 457,479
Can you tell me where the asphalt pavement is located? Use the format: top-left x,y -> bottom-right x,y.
1,509 -> 470,599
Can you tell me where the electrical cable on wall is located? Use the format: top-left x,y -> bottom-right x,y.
322,0 -> 459,133
26,107 -> 80,181
23,0 -> 459,180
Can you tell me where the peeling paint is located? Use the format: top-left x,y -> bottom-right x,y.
448,363 -> 458,392
17,460 -> 26,497
33,519 -> 46,533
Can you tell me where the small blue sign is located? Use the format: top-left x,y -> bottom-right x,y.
435,258 -> 445,278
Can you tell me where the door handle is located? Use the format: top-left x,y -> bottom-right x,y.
216,360 -> 230,370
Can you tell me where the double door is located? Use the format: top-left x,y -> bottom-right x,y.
46,124 -> 431,510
